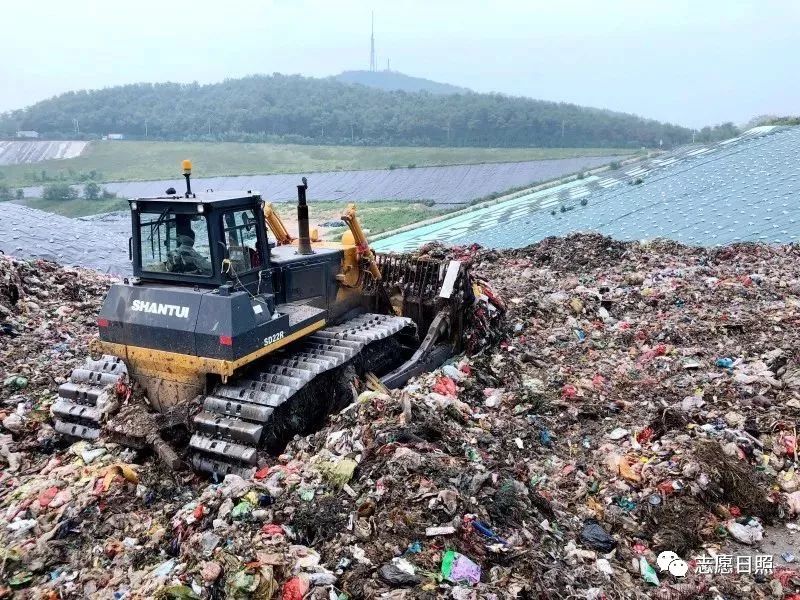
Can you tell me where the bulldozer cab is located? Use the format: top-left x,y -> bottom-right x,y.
130,191 -> 271,295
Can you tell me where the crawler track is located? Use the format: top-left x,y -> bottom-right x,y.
52,356 -> 127,440
53,313 -> 414,478
188,313 -> 413,477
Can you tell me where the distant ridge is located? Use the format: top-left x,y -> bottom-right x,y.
335,70 -> 470,95
0,73 -> 693,148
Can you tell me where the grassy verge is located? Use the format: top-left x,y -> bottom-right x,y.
0,141 -> 633,187
272,201 -> 453,237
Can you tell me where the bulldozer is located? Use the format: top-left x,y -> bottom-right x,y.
52,161 -> 471,477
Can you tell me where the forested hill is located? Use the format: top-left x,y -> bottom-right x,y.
0,74 -> 693,148
335,70 -> 470,95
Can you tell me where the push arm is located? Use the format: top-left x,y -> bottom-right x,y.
263,202 -> 293,245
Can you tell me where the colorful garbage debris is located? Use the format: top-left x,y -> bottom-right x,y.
3,235 -> 800,598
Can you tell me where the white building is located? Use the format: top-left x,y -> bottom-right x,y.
15,130 -> 39,139
107,133 -> 125,140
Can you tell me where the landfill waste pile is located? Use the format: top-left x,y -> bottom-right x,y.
3,233 -> 800,599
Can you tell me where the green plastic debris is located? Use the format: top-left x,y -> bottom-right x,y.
441,550 -> 456,578
8,570 -> 34,587
616,496 -> 636,511
299,488 -> 315,501
157,585 -> 201,600
530,475 -> 546,488
317,458 -> 358,488
224,563 -> 277,600
226,570 -> 257,599
639,557 -> 659,585
3,375 -> 28,390
231,501 -> 252,519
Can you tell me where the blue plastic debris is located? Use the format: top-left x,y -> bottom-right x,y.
472,520 -> 509,545
539,429 -> 553,447
405,541 -> 422,554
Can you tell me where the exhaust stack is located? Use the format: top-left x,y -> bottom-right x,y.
296,177 -> 313,255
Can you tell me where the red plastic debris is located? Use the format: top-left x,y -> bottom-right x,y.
780,433 -> 797,455
638,344 -> 668,365
254,466 -> 271,480
636,427 -> 654,444
657,480 -> 679,495
104,540 -> 124,558
113,378 -> 132,402
561,384 -> 578,399
729,505 -> 741,517
480,282 -> 507,311
633,543 -> 648,555
773,568 -> 800,587
434,376 -> 457,397
282,576 -> 310,600
261,523 -> 285,536
38,486 -> 59,508
193,504 -> 205,520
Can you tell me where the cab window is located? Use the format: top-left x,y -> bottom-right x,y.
223,208 -> 262,273
139,209 -> 212,276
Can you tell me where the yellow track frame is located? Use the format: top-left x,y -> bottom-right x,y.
91,320 -> 326,410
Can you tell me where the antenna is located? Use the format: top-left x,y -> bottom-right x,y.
370,11 -> 376,72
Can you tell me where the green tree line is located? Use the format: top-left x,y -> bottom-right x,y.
0,74 -> 697,148
0,181 -> 116,202
746,114 -> 800,127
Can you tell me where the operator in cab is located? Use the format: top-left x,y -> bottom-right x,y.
168,228 -> 212,274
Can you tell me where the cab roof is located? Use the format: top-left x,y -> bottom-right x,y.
130,191 -> 262,209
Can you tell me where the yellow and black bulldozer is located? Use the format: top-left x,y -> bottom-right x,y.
52,162 -> 471,477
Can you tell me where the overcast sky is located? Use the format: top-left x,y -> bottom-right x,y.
2,1 -> 797,128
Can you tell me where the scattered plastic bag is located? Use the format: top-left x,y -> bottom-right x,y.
441,550 -> 481,585
580,519 -> 618,553
726,519 -> 764,545
379,558 -> 423,587
640,557 -> 660,585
